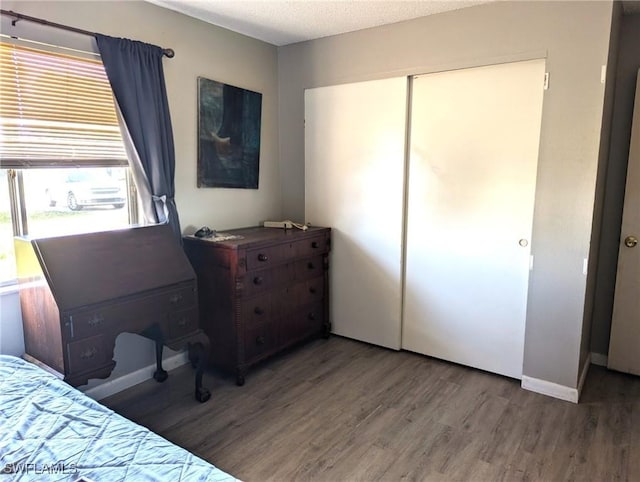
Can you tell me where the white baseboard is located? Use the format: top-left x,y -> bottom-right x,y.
521,375 -> 579,403
521,354 -> 591,404
590,352 -> 608,367
82,352 -> 190,401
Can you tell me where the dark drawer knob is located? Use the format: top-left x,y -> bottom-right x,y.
169,293 -> 183,304
253,276 -> 263,285
258,253 -> 269,262
311,241 -> 319,249
87,314 -> 104,327
309,287 -> 317,294
256,335 -> 266,345
177,317 -> 188,327
307,262 -> 315,270
254,307 -> 264,315
80,347 -> 98,360
308,312 -> 317,321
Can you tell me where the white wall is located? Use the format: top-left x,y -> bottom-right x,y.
0,290 -> 24,356
278,0 -> 615,390
0,0 -> 282,392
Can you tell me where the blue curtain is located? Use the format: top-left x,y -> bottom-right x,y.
95,34 -> 182,243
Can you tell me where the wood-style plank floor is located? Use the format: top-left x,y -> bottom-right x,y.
102,336 -> 640,481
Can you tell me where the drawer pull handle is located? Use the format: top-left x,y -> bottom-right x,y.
169,293 -> 183,304
311,241 -> 319,249
87,315 -> 104,327
177,317 -> 188,327
258,253 -> 269,262
256,335 -> 266,345
309,287 -> 317,294
80,347 -> 98,360
307,262 -> 315,270
253,276 -> 263,285
254,307 -> 264,315
308,312 -> 317,321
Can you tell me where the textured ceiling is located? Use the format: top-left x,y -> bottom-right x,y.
147,0 -> 640,47
146,0 -> 491,46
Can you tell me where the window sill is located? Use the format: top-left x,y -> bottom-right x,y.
0,280 -> 19,296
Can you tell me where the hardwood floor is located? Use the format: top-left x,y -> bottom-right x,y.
102,336 -> 640,481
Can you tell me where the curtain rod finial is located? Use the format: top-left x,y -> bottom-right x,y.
10,11 -> 21,27
163,48 -> 175,58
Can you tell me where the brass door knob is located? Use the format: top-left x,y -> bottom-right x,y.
624,235 -> 638,248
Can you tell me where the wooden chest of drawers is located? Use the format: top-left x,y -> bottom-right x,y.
183,226 -> 331,385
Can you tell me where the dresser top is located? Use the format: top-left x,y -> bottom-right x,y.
184,225 -> 330,250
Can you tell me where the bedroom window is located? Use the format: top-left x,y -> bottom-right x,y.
0,41 -> 137,285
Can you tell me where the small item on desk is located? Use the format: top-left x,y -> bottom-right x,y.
192,228 -> 244,242
263,220 -> 308,231
194,226 -> 215,238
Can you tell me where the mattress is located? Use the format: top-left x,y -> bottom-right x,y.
0,355 -> 238,482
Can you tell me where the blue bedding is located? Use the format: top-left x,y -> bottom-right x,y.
0,355 -> 238,481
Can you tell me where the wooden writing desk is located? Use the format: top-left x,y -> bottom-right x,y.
14,224 -> 210,402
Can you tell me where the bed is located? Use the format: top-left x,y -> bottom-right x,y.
0,355 -> 238,481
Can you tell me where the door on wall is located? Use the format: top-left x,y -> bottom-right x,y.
305,77 -> 407,349
402,60 -> 546,379
608,71 -> 640,376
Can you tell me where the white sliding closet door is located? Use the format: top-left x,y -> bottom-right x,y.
403,60 -> 545,379
305,78 -> 407,349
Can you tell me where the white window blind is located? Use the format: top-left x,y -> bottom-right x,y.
0,42 -> 127,168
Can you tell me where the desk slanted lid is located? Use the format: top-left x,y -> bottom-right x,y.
20,224 -> 195,310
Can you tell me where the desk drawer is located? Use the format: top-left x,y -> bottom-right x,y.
168,308 -> 199,340
67,335 -> 110,373
67,285 -> 196,340
163,285 -> 197,311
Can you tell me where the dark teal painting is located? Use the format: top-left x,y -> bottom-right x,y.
197,77 -> 262,188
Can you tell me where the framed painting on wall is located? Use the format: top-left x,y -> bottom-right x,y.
197,77 -> 262,188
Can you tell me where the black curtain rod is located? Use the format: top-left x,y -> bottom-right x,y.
0,9 -> 175,58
